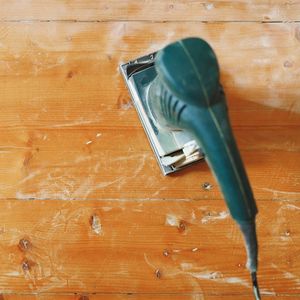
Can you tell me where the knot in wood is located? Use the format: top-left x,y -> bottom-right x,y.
22,259 -> 31,271
19,238 -> 31,251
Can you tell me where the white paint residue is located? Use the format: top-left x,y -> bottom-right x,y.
191,271 -> 222,280
101,207 -> 112,212
6,271 -> 20,276
252,58 -> 271,65
18,170 -> 41,185
120,102 -> 133,110
284,272 -> 300,285
72,177 -> 123,200
152,264 -> 248,289
262,188 -> 300,199
260,289 -> 276,296
111,154 -> 147,182
91,215 -> 102,235
190,271 -> 249,287
151,186 -> 167,197
192,295 -> 204,300
143,253 -> 156,270
176,265 -> 250,287
86,140 -> 92,145
50,120 -> 95,128
280,236 -> 291,242
112,153 -> 147,163
225,277 -> 249,285
74,155 -> 92,164
165,214 -> 179,227
146,31 -> 175,53
204,3 -> 214,10
96,133 -> 102,138
93,162 -> 101,173
265,188 -> 300,195
260,36 -> 272,48
278,204 -> 300,213
272,264 -> 300,286
104,23 -> 127,62
201,211 -> 229,224
132,154 -> 147,177
94,178 -> 124,190
180,263 -> 195,271
191,210 -> 196,221
0,146 -> 29,150
16,192 -> 37,200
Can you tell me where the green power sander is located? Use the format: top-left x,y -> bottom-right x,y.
120,37 -> 261,299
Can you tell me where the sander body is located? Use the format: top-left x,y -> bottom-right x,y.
120,37 -> 261,299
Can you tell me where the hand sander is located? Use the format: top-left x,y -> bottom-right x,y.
120,37 -> 261,299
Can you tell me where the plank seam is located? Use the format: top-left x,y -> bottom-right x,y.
0,197 -> 299,202
0,19 -> 300,23
1,292 -> 300,296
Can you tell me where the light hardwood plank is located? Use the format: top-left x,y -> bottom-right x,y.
2,293 -> 300,299
0,200 -> 299,295
0,129 -> 299,201
0,22 -> 299,130
0,1 -> 299,22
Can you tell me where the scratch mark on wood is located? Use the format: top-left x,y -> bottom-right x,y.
189,271 -> 250,287
49,119 -> 96,128
278,204 -> 300,212
18,170 -> 41,185
201,211 -> 229,224
261,188 -> 300,196
284,271 -> 300,285
143,253 -> 156,270
260,289 -> 276,296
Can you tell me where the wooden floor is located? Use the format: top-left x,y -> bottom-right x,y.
0,1 -> 300,299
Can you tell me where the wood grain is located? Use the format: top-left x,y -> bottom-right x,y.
0,127 -> 299,201
3,294 -> 300,300
2,295 -> 300,300
0,1 -> 299,299
0,22 -> 299,130
0,0 -> 299,22
0,200 -> 299,296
